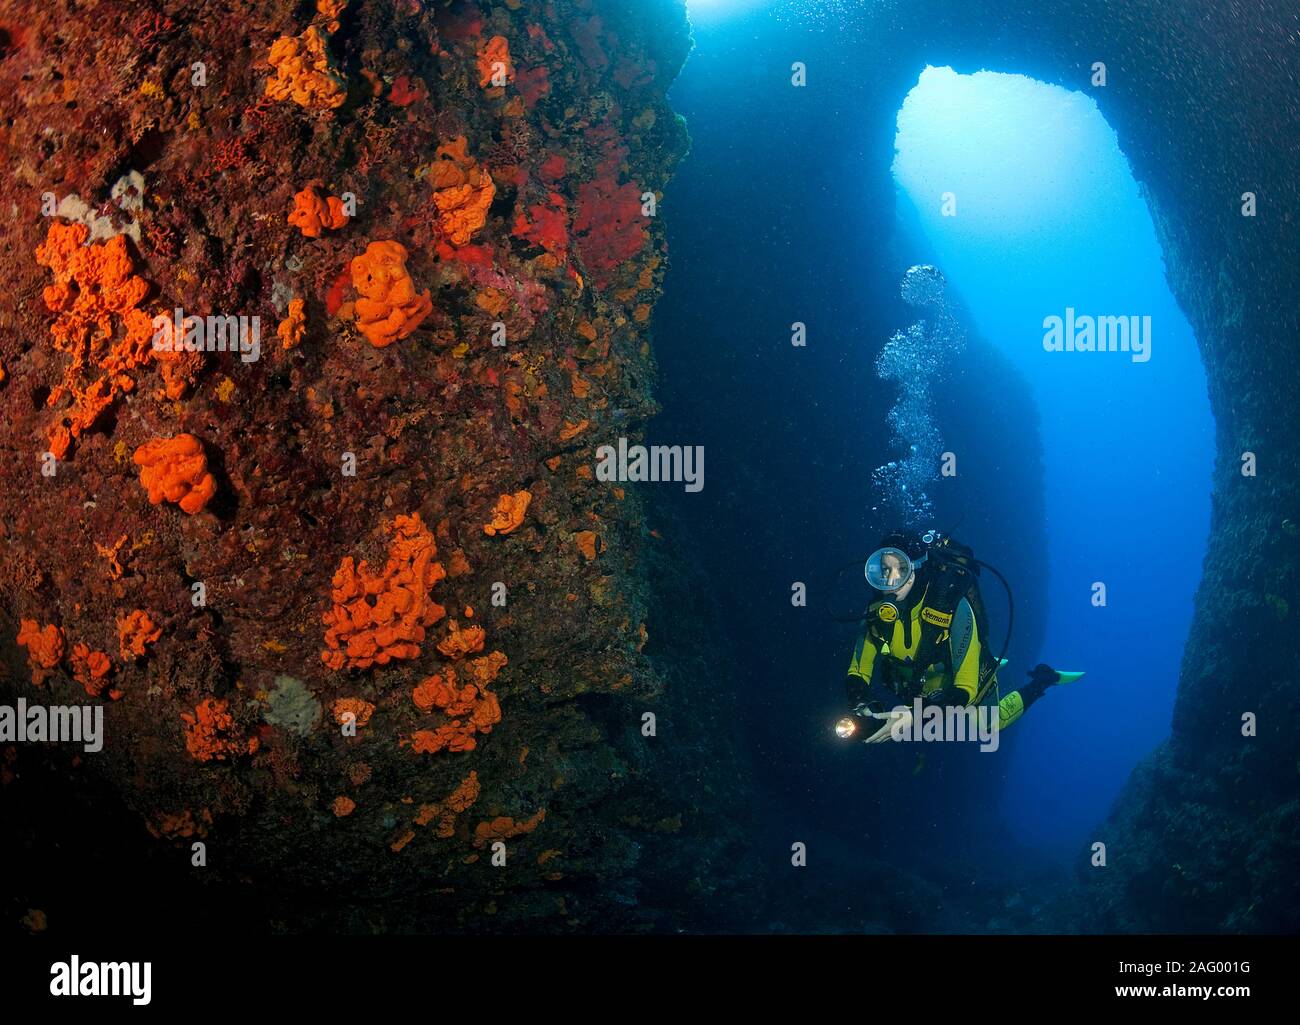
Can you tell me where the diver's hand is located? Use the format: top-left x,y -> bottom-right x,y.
863,705 -> 912,744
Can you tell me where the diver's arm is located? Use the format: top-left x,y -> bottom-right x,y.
844,628 -> 878,709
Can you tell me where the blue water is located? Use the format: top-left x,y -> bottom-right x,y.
892,67 -> 1214,854
656,2 -> 1215,914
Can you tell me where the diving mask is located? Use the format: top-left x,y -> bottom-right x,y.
865,546 -> 922,592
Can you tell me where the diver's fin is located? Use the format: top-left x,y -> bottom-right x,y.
1055,670 -> 1085,684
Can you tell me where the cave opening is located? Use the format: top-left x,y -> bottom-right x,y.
890,65 -> 1215,855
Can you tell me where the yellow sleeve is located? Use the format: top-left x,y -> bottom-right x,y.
847,630 -> 877,683
952,609 -> 982,704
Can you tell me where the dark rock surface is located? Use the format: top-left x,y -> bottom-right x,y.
0,0 -> 759,934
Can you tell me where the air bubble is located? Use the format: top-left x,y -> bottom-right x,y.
870,265 -> 964,525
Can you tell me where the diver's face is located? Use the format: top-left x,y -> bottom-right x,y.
881,553 -> 913,596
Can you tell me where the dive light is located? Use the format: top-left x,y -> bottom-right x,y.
835,703 -> 883,741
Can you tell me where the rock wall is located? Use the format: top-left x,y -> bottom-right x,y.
0,0 -> 758,934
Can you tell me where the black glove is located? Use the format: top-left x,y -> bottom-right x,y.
844,673 -> 871,710
925,684 -> 973,708
1018,664 -> 1060,707
1027,663 -> 1059,687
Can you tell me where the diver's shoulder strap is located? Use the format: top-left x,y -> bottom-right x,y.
911,573 -> 963,677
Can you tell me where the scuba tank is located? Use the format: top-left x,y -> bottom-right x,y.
911,530 -> 1013,703
911,532 -> 1000,700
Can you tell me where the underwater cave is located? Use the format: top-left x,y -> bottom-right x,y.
0,0 -> 1295,989
655,0 -> 1297,935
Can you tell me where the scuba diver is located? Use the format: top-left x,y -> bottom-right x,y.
836,529 -> 1084,745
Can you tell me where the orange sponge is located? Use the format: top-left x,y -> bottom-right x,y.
34,221 -> 156,458
16,620 -> 65,685
350,241 -> 432,347
473,809 -> 546,847
71,643 -> 115,698
278,298 -> 307,349
436,621 -> 485,660
430,137 -> 495,247
265,27 -> 347,109
322,513 -> 447,671
477,35 -> 514,88
133,434 -> 217,514
117,609 -> 162,660
288,187 -> 349,238
181,697 -> 258,762
483,490 -> 531,536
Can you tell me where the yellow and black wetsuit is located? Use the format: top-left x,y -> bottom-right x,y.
845,582 -> 1042,730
